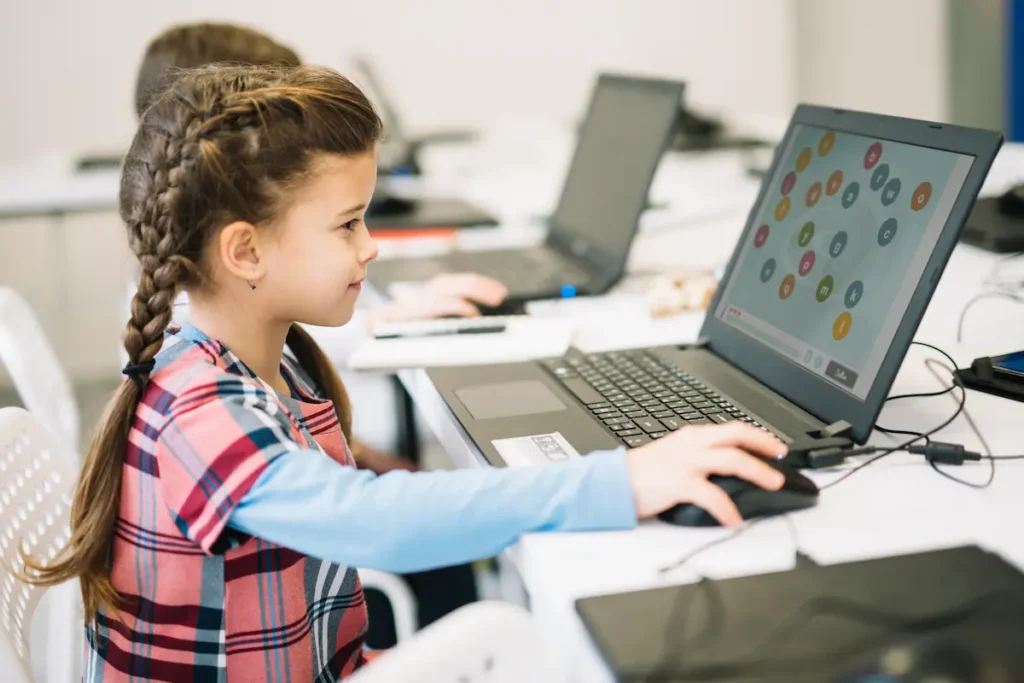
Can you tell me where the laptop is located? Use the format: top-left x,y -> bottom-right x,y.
350,56 -> 497,230
427,105 -> 1001,466
368,73 -> 686,305
575,546 -> 1024,682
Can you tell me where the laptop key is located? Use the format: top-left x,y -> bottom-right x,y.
624,410 -> 648,419
617,429 -> 642,438
613,399 -> 638,409
610,422 -> 637,432
678,411 -> 702,420
709,414 -> 732,424
660,417 -> 685,431
591,406 -> 619,415
562,379 -> 605,405
700,407 -> 722,415
692,401 -> 715,410
652,410 -> 674,419
603,416 -> 629,426
665,401 -> 688,410
648,431 -> 668,439
587,402 -> 611,410
635,417 -> 662,433
622,435 -> 651,448
688,417 -> 712,425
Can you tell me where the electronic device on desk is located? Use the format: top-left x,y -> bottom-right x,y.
960,187 -> 1024,252
370,73 -> 686,306
351,55 -> 477,176
575,546 -> 1024,683
365,190 -> 498,231
426,105 -> 1002,484
956,350 -> 1024,403
670,105 -> 770,152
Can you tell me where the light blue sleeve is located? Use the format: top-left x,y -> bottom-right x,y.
228,447 -> 637,573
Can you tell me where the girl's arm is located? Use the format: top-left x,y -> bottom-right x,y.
228,445 -> 637,573
156,374 -> 635,570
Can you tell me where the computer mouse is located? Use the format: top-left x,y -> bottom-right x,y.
658,459 -> 819,527
998,183 -> 1024,217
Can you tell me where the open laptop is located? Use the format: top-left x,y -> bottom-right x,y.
368,73 -> 686,305
427,105 -> 1002,466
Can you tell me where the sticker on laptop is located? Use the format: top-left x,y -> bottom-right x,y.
492,432 -> 581,468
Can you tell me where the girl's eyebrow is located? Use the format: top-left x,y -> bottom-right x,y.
335,203 -> 367,219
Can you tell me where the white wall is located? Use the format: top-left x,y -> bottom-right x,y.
0,0 -> 798,163
794,0 -> 949,122
0,0 -> 798,386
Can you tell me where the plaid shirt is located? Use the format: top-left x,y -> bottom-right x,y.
85,324 -> 368,682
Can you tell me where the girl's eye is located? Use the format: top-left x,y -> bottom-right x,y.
339,218 -> 360,231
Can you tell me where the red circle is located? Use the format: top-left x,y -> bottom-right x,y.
799,250 -> 816,276
781,172 -> 797,196
864,142 -> 883,169
754,224 -> 770,248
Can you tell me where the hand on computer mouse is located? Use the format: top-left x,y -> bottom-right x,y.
366,273 -> 508,330
625,423 -> 787,526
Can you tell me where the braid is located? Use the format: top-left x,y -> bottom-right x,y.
123,113 -> 203,375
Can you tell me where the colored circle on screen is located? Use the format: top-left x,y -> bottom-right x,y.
826,170 -> 843,196
816,275 -> 835,303
796,148 -> 812,172
870,163 -> 890,191
818,130 -> 836,156
798,221 -> 815,247
864,142 -> 883,169
775,196 -> 791,221
806,181 -> 822,207
845,280 -> 864,309
754,224 -> 770,248
842,182 -> 860,209
833,312 -> 852,340
779,274 -> 796,300
878,218 -> 898,246
799,250 -> 816,276
781,172 -> 797,196
760,258 -> 777,283
912,182 -> 933,211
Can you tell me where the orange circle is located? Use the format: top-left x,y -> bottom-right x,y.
911,182 -> 932,211
818,130 -> 836,156
833,312 -> 852,340
774,196 -> 791,222
805,181 -> 822,207
779,274 -> 796,300
826,170 -> 844,196
796,147 -> 812,172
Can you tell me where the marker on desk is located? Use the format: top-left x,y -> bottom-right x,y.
375,324 -> 507,340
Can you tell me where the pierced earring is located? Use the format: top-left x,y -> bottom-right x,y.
247,280 -> 256,291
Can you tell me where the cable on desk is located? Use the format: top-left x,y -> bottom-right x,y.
956,290 -> 1024,343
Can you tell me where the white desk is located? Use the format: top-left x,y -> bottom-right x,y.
389,144 -> 1024,682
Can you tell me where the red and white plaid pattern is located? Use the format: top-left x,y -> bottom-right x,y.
85,326 -> 368,682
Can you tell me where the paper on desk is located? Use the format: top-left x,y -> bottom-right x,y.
347,317 -> 572,371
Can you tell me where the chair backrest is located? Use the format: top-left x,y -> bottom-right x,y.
0,407 -> 77,683
348,601 -> 566,683
0,289 -> 79,454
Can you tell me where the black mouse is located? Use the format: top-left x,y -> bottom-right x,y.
658,459 -> 819,527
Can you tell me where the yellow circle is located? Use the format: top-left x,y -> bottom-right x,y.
818,130 -> 836,156
833,312 -> 852,340
796,147 -> 812,172
774,196 -> 791,222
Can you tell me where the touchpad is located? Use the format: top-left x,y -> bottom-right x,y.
456,381 -> 567,420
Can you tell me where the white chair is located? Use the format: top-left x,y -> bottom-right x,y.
349,601 -> 566,683
0,289 -> 79,454
0,407 -> 80,683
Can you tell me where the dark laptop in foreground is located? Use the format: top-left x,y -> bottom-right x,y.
369,73 -> 686,305
427,105 -> 1002,466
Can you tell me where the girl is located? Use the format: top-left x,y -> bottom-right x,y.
24,65 -> 785,682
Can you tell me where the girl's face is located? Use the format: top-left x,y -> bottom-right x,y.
259,152 -> 380,328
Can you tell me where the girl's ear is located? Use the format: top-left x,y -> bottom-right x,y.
217,221 -> 265,283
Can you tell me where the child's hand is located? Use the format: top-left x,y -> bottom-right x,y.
625,423 -> 787,526
367,273 -> 508,330
351,439 -> 417,474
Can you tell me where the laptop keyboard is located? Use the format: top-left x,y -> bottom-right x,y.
542,350 -> 764,448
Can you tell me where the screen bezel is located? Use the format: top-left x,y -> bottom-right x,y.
700,105 -> 1002,444
547,73 -> 685,279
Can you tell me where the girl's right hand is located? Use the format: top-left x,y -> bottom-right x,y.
625,422 -> 787,526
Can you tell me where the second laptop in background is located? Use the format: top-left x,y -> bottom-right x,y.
368,73 -> 686,307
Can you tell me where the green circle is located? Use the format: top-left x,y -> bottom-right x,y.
816,275 -> 835,303
798,221 -> 815,247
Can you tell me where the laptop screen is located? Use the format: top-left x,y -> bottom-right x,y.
548,75 -> 683,270
712,124 -> 975,399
